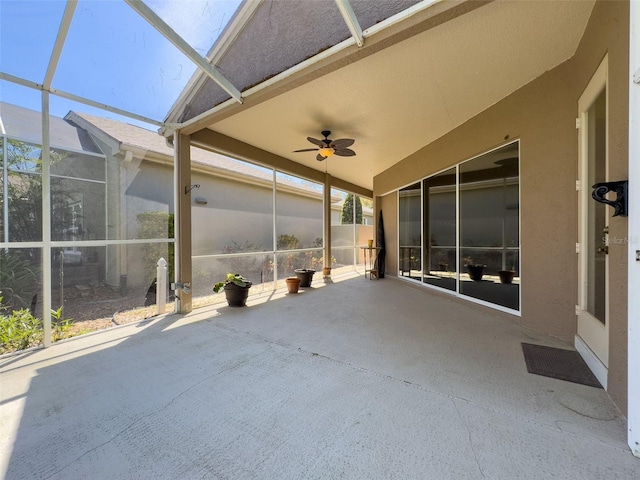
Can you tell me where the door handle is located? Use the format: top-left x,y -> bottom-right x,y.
597,246 -> 609,254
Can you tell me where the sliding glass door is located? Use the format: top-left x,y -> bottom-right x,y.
397,142 -> 520,312
423,168 -> 456,291
459,143 -> 520,310
399,182 -> 421,279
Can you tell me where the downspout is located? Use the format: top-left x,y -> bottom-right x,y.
627,0 -> 640,458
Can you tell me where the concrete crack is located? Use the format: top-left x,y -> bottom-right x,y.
44,348 -> 270,479
452,398 -> 486,479
210,323 -> 630,455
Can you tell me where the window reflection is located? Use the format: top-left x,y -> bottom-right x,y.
398,142 -> 520,312
399,182 -> 422,279
423,168 -> 456,291
459,143 -> 519,310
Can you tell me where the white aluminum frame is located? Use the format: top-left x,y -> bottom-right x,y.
123,0 -> 243,105
627,0 -> 640,459
395,141 -> 522,317
335,0 -> 364,47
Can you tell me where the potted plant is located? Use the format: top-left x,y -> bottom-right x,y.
286,276 -> 301,294
294,268 -> 315,288
498,269 -> 516,284
464,256 -> 486,282
213,273 -> 252,307
498,255 -> 517,284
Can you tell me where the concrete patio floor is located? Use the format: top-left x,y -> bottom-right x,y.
1,274 -> 639,479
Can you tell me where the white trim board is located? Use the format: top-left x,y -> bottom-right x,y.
575,334 -> 608,390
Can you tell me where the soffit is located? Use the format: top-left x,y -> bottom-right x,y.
198,0 -> 594,191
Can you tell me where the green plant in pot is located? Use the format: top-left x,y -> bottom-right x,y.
213,273 -> 252,307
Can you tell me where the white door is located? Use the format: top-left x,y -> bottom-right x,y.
577,57 -> 609,388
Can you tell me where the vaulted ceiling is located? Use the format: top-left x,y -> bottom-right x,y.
169,0 -> 595,191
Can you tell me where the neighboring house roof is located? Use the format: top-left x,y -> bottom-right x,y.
66,111 -> 314,192
1,102 -> 372,206
0,102 -> 102,154
0,104 -> 325,196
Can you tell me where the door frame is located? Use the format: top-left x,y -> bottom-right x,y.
627,0 -> 640,458
576,55 -> 609,389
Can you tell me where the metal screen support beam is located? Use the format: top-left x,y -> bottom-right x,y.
42,93 -> 52,347
0,72 -> 163,127
124,0 -> 243,104
334,0 -> 364,47
44,0 -> 77,89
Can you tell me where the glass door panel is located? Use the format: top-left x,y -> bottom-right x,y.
423,168 -> 456,291
459,143 -> 520,310
585,90 -> 607,323
398,183 -> 422,279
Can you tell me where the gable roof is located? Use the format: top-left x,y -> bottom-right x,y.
0,102 -> 102,154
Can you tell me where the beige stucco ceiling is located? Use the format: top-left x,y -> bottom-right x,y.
204,0 -> 595,192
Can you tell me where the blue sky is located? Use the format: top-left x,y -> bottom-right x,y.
0,0 -> 241,129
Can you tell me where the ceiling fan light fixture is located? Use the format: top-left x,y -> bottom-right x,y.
319,147 -> 335,157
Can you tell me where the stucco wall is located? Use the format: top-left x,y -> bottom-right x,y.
373,0 -> 628,413
572,0 -> 629,415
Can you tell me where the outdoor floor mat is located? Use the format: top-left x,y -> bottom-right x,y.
521,343 -> 602,388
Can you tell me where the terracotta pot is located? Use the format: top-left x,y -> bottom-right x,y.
224,282 -> 252,307
322,267 -> 332,277
294,269 -> 315,287
498,270 -> 516,284
286,277 -> 301,294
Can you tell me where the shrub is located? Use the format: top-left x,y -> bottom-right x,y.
0,250 -> 39,311
220,240 -> 268,277
0,300 -> 73,354
136,212 -> 175,281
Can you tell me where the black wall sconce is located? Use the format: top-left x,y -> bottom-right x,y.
592,180 -> 628,217
185,184 -> 200,194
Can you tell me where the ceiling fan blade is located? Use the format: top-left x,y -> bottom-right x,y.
293,148 -> 319,153
307,137 -> 324,147
334,148 -> 356,157
316,153 -> 326,161
331,138 -> 354,149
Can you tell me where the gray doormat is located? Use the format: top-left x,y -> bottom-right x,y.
521,343 -> 602,388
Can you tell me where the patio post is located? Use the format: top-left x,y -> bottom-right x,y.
174,132 -> 193,314
324,173 -> 332,271
628,0 -> 640,458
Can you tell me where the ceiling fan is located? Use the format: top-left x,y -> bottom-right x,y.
293,130 -> 356,161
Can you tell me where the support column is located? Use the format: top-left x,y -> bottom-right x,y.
324,173 -> 332,271
174,132 -> 192,314
628,0 -> 640,458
